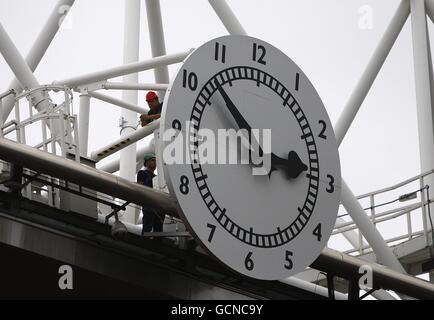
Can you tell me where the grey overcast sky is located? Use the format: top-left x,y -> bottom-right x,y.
1,0 -> 433,253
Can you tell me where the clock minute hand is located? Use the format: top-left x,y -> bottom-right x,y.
214,79 -> 265,159
214,80 -> 253,133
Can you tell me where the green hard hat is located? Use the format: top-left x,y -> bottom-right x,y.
144,153 -> 156,163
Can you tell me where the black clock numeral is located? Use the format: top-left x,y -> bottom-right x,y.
284,251 -> 293,270
214,42 -> 226,63
313,223 -> 322,242
182,70 -> 198,91
326,174 -> 335,194
318,120 -> 327,140
245,252 -> 254,271
252,43 -> 266,65
295,73 -> 300,91
180,175 -> 190,195
172,119 -> 182,131
207,223 -> 216,242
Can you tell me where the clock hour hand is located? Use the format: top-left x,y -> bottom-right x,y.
270,151 -> 308,179
214,80 -> 307,179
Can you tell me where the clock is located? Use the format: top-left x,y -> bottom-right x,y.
159,35 -> 341,280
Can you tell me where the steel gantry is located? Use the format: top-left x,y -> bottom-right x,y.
0,0 -> 434,300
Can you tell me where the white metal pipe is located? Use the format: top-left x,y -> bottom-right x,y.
410,0 -> 434,219
208,0 -> 247,36
1,0 -> 75,123
91,120 -> 159,162
103,82 -> 169,91
97,142 -> 155,173
79,93 -> 91,157
54,50 -> 191,88
88,92 -> 148,115
120,0 -> 141,224
341,180 -> 406,273
333,0 -> 410,145
145,0 -> 170,100
0,23 -> 50,113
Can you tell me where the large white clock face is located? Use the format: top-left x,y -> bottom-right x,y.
159,35 -> 341,280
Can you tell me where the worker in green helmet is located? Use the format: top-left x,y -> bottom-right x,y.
137,153 -> 164,236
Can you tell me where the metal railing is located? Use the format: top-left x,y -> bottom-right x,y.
333,169 -> 434,256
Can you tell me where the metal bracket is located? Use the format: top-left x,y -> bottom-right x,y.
348,278 -> 360,300
105,201 -> 130,224
326,273 -> 335,300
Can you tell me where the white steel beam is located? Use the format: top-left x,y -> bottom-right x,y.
145,0 -> 170,100
1,0 -> 75,123
0,23 -> 51,114
53,51 -> 191,89
334,0 -> 410,145
90,120 -> 159,162
208,0 -> 247,36
120,0 -> 141,224
88,92 -> 148,114
410,0 -> 434,223
103,82 -> 169,91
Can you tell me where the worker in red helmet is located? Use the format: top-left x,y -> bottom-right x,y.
140,91 -> 163,127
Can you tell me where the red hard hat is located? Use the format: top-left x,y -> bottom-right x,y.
146,91 -> 158,102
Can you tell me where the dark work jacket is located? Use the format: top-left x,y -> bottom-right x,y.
137,169 -> 156,189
